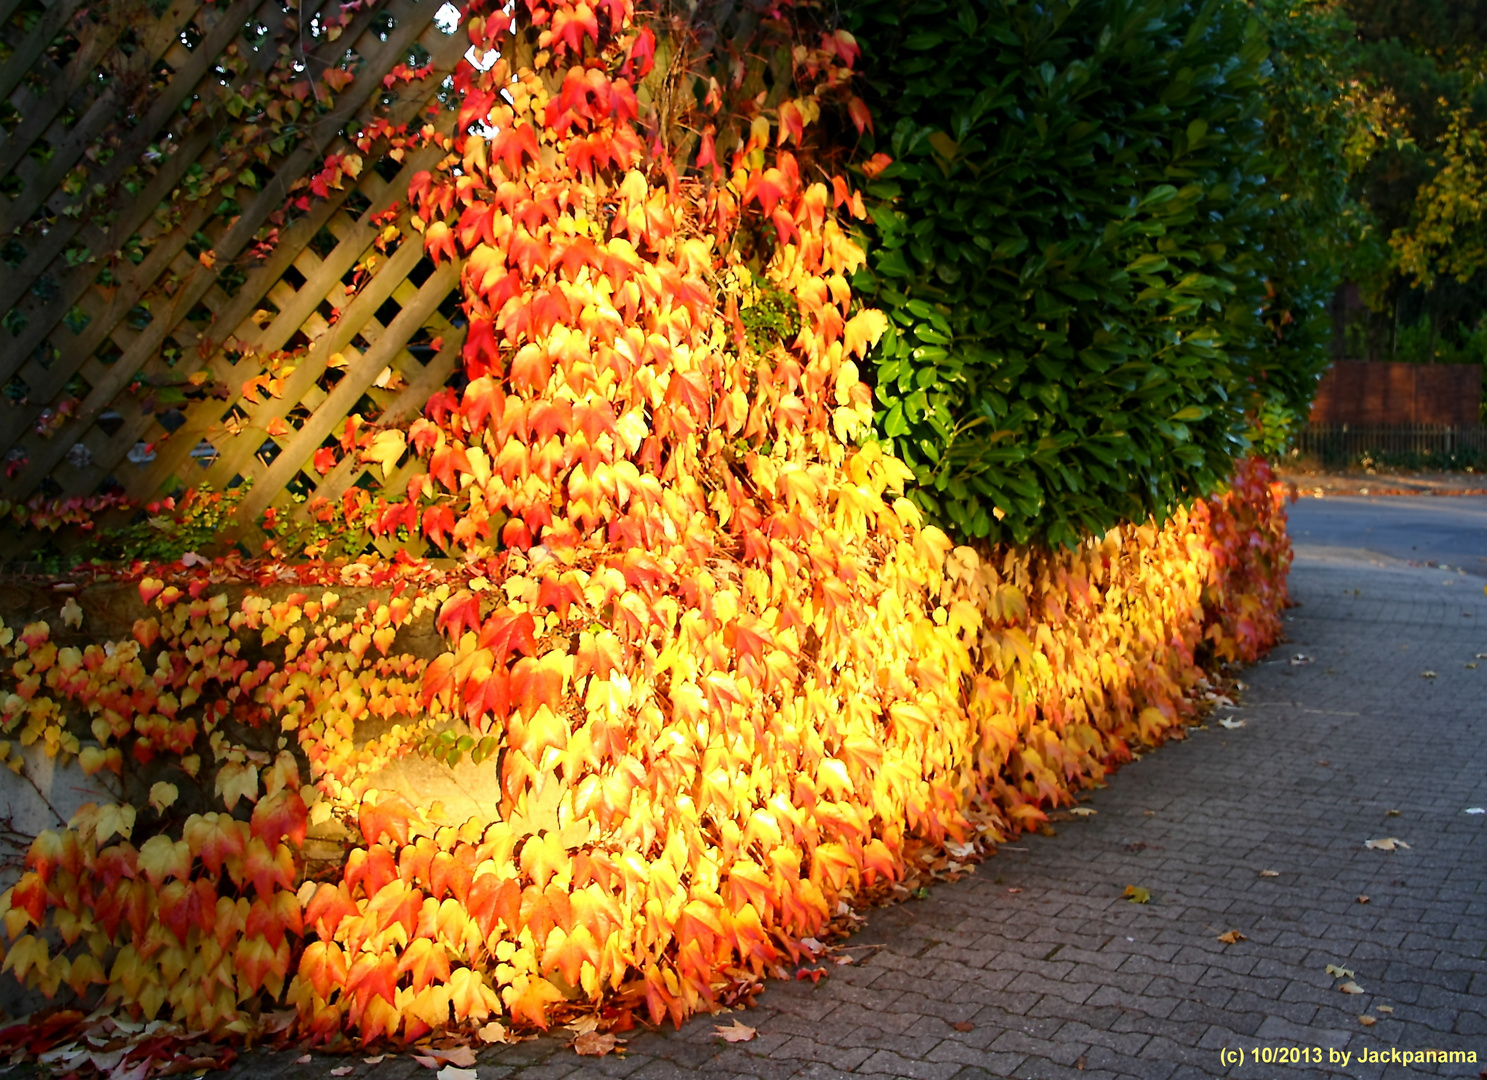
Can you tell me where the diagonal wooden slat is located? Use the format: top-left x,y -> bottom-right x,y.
0,0 -> 86,103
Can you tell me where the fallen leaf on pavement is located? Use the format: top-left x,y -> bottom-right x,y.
1326,965 -> 1355,978
363,1057 -> 386,1065
1290,654 -> 1312,665
1377,1005 -> 1394,1014
475,1022 -> 510,1044
835,954 -> 855,964
951,1022 -> 975,1032
573,1033 -> 621,1057
296,1056 -> 313,1065
1219,718 -> 1246,730
1421,671 -> 1437,678
1006,887 -> 1022,894
715,1021 -> 756,1043
1123,885 -> 1151,903
1259,869 -> 1280,877
1358,1015 -> 1376,1026
415,1049 -> 476,1069
1339,981 -> 1365,994
330,1069 -> 354,1077
1386,809 -> 1400,817
436,1068 -> 477,1080
1365,838 -> 1410,851
1070,807 -> 1096,817
1466,808 -> 1485,815
1217,930 -> 1246,944
1357,895 -> 1370,903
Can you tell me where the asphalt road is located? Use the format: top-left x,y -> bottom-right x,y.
1287,495 -> 1487,577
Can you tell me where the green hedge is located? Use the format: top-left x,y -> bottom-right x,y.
846,0 -> 1277,546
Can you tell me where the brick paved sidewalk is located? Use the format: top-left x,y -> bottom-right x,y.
239,550 -> 1487,1080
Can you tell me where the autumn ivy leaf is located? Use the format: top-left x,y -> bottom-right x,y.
94,803 -> 137,844
252,788 -> 309,848
149,781 -> 179,814
362,429 -> 408,480
1123,885 -> 1152,904
138,834 -> 191,886
358,794 -> 415,848
216,760 -> 259,811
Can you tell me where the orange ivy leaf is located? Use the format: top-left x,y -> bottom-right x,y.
358,794 -> 415,849
503,974 -> 565,1029
244,888 -> 304,949
397,937 -> 452,993
251,788 -> 308,848
243,838 -> 296,898
184,813 -> 249,876
297,940 -> 349,1000
437,591 -> 484,639
304,882 -> 359,938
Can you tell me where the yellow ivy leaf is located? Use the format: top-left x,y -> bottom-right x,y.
149,782 -> 179,814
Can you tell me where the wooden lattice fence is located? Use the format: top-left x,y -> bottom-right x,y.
0,0 -> 469,564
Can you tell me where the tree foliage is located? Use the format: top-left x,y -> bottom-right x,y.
846,0 -> 1275,547
1340,0 -> 1487,349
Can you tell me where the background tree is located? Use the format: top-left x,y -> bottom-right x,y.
1339,0 -> 1487,362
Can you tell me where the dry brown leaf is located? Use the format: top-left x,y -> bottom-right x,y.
573,1033 -> 621,1057
1365,838 -> 1410,851
1358,1015 -> 1376,1026
1069,807 -> 1096,817
475,1022 -> 510,1045
1339,981 -> 1365,995
951,1021 -> 975,1032
715,1020 -> 757,1043
1217,930 -> 1245,944
1356,894 -> 1370,904
1259,869 -> 1280,877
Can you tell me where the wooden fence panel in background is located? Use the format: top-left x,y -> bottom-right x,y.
0,0 -> 467,563
1310,361 -> 1482,426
